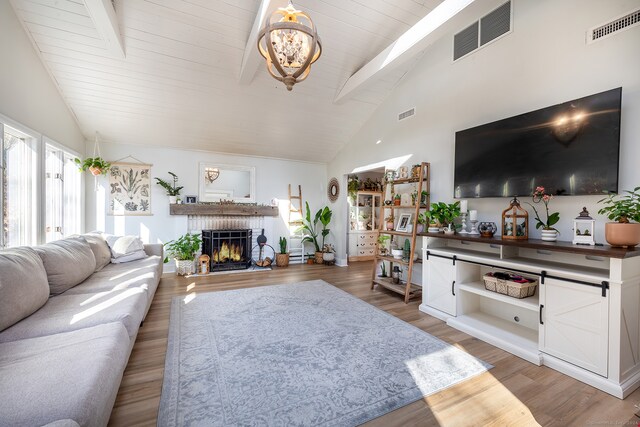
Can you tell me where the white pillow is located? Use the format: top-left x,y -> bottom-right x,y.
110,249 -> 147,264
104,234 -> 145,259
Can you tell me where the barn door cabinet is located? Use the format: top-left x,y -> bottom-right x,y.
420,233 -> 640,399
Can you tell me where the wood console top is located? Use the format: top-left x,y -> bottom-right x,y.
419,232 -> 640,259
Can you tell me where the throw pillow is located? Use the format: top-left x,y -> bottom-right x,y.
110,249 -> 147,264
104,234 -> 145,259
34,237 -> 97,295
0,247 -> 50,332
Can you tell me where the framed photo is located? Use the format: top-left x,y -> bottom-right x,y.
184,195 -> 198,204
396,213 -> 412,232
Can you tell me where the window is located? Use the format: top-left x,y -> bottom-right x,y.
1,124 -> 38,248
0,115 -> 82,249
45,142 -> 82,242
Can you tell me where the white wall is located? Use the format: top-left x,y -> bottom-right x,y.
0,2 -> 84,153
85,142 -> 327,266
328,0 -> 640,261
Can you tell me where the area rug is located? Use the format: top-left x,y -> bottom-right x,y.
158,280 -> 491,426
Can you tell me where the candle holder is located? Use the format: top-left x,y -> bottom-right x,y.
469,219 -> 480,235
458,212 -> 468,234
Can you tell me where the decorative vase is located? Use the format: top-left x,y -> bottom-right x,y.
169,196 -> 177,204
417,224 -> 424,233
322,252 -> 335,262
605,222 -> 640,248
275,253 -> 290,267
314,251 -> 324,264
175,259 -> 194,276
541,229 -> 558,242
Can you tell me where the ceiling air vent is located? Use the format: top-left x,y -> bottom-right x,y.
454,1 -> 511,61
587,8 -> 640,43
398,108 -> 415,121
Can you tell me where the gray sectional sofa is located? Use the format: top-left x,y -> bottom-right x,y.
0,234 -> 163,427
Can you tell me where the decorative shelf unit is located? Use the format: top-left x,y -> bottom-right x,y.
348,191 -> 382,261
420,232 -> 640,399
370,162 -> 430,303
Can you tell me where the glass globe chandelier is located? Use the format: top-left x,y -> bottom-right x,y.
257,2 -> 322,91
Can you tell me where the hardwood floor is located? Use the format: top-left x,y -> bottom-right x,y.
109,262 -> 640,426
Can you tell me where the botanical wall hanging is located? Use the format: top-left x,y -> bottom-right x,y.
108,162 -> 152,216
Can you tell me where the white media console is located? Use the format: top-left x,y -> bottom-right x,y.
420,233 -> 640,398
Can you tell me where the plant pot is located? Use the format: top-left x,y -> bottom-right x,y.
169,196 -> 177,204
306,257 -> 314,265
541,229 -> 558,242
605,222 -> 640,247
175,259 -> 194,276
444,229 -> 455,235
275,253 -> 290,267
89,166 -> 103,176
386,221 -> 394,230
416,224 -> 425,233
323,252 -> 335,262
391,249 -> 403,259
314,251 -> 324,264
394,199 -> 401,206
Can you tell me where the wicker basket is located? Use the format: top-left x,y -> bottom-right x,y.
483,272 -> 538,299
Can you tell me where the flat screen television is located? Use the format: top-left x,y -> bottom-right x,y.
454,88 -> 622,198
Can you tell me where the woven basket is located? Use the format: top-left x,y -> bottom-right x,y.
483,272 -> 538,299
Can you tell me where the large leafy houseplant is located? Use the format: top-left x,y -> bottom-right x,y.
155,172 -> 183,197
298,202 -> 332,263
164,233 -> 202,275
74,157 -> 111,176
598,187 -> 640,247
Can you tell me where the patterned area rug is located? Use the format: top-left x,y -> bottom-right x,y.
158,280 -> 491,426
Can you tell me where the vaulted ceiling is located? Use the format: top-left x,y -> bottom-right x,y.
9,0 -> 448,162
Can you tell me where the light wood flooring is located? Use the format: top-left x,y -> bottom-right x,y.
109,262 -> 640,426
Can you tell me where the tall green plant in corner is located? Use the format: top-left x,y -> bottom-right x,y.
298,201 -> 321,252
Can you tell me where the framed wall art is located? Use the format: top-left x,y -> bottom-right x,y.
108,162 -> 152,216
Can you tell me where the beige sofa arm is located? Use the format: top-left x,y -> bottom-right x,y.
144,244 -> 164,258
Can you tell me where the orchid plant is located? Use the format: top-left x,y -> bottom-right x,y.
528,186 -> 560,231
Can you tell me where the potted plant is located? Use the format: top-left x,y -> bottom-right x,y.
598,186 -> 640,247
385,214 -> 395,230
155,172 -> 184,204
416,212 -> 428,233
164,233 -> 202,276
441,201 -> 461,234
393,194 -> 401,206
411,164 -> 421,179
377,234 -> 391,256
420,191 -> 430,206
322,243 -> 335,263
528,186 -> 560,241
347,175 -> 359,204
74,157 -> 111,176
306,253 -> 315,265
379,261 -> 387,277
276,237 -> 290,267
298,202 -> 332,264
391,243 -> 403,259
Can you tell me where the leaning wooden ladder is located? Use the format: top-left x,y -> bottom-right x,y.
288,184 -> 304,264
371,162 -> 431,303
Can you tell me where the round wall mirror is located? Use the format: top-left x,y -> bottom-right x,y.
328,177 -> 339,203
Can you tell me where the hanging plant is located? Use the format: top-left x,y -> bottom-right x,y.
74,157 -> 111,176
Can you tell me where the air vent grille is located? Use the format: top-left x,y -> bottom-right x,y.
588,9 -> 640,43
480,1 -> 511,46
398,108 -> 415,121
453,1 -> 511,61
454,22 -> 479,60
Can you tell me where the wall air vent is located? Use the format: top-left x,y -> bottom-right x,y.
398,107 -> 415,121
453,1 -> 511,61
587,8 -> 640,44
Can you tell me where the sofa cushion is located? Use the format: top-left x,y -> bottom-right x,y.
0,322 -> 130,427
0,287 -> 147,343
0,247 -> 50,332
81,232 -> 112,272
105,234 -> 145,259
34,237 -> 97,295
64,255 -> 161,298
111,249 -> 147,264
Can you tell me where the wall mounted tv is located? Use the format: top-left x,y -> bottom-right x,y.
454,87 -> 621,198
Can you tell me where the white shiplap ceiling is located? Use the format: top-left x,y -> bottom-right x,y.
10,0 -> 444,162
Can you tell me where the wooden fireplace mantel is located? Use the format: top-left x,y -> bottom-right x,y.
169,204 -> 279,217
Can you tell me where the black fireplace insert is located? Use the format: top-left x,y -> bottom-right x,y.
202,229 -> 252,271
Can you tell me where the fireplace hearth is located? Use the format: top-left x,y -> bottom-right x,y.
202,229 -> 252,271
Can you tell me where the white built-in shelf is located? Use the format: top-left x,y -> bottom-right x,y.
503,256 -> 609,282
447,312 -> 541,365
457,281 -> 539,312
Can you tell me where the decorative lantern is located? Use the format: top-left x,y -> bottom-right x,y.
198,254 -> 210,275
502,197 -> 529,240
257,2 -> 322,91
572,207 -> 596,246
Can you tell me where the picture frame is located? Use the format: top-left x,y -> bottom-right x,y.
184,195 -> 198,204
396,213 -> 412,232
